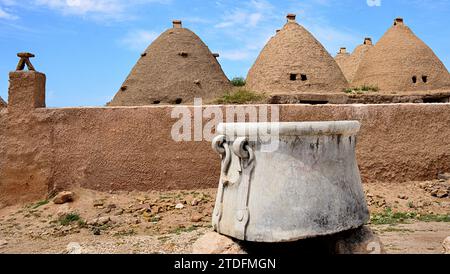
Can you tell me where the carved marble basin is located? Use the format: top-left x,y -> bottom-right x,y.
211,121 -> 369,243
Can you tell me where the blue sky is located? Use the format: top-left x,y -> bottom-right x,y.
0,0 -> 449,107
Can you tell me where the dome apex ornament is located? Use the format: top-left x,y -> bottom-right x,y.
16,52 -> 36,71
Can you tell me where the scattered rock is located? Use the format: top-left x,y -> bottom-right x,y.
190,214 -> 203,223
192,232 -> 247,254
53,191 -> 74,204
335,226 -> 385,254
93,200 -> 104,207
443,236 -> 450,254
113,208 -> 124,216
97,216 -> 110,225
107,204 -> 117,209
175,203 -> 184,210
0,240 -> 8,247
109,216 -> 120,224
397,195 -> 408,200
421,180 -> 449,198
92,228 -> 101,236
136,196 -> 147,203
87,216 -> 110,226
66,242 -> 82,254
191,198 -> 201,206
436,189 -> 449,198
133,203 -> 152,213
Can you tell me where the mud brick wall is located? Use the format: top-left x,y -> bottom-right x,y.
1,72 -> 449,205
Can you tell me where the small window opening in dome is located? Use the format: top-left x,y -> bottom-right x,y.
290,74 -> 298,81
120,86 -> 127,92
179,52 -> 188,58
412,76 -> 417,84
422,76 -> 428,83
175,98 -> 183,104
301,74 -> 308,81
153,100 -> 161,105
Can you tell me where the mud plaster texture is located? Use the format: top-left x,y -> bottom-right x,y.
267,90 -> 450,104
353,19 -> 450,92
1,102 -> 450,206
246,16 -> 349,95
108,22 -> 231,106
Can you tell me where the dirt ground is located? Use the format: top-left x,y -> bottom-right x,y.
0,180 -> 448,254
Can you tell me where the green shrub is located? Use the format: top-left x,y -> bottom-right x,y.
370,208 -> 450,225
59,213 -> 81,226
31,200 -> 49,209
344,85 -> 379,94
230,77 -> 246,87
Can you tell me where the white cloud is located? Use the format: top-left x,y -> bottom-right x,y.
119,29 -> 159,51
35,0 -> 123,15
0,6 -> 17,19
305,24 -> 361,54
1,0 -> 171,21
215,10 -> 263,28
367,0 -> 382,7
215,0 -> 274,29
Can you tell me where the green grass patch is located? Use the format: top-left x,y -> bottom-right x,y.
31,200 -> 49,209
344,85 -> 379,94
215,89 -> 265,104
230,77 -> 246,87
114,229 -> 137,237
378,227 -> 415,233
370,208 -> 450,225
158,236 -> 171,243
59,213 -> 81,226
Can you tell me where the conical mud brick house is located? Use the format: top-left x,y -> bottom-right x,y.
246,14 -> 348,94
353,18 -> 450,92
335,38 -> 373,82
109,20 -> 232,106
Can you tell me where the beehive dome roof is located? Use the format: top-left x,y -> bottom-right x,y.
335,38 -> 373,82
246,14 -> 348,94
109,21 -> 232,106
352,18 -> 450,92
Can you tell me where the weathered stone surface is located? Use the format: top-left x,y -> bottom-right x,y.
443,236 -> 450,254
175,203 -> 184,210
53,191 -> 74,204
192,232 -> 246,254
212,122 -> 369,242
66,242 -> 82,254
334,226 -> 385,254
8,71 -> 45,112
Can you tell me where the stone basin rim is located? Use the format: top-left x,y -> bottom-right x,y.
217,121 -> 361,137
